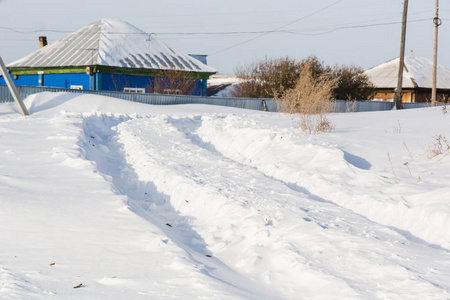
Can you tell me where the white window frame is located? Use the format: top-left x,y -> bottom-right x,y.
163,89 -> 180,95
124,87 -> 146,94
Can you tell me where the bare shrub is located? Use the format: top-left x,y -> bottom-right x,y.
231,55 -> 375,101
427,134 -> 450,159
331,65 -> 375,100
230,56 -> 302,98
277,62 -> 337,134
151,69 -> 200,95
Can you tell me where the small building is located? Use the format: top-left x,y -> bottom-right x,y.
364,56 -> 450,102
0,19 -> 216,96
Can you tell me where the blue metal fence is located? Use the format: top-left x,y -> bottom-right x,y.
0,85 -> 271,111
0,84 -> 435,113
403,102 -> 431,109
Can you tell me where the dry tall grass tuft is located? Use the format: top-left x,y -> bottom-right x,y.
427,134 -> 450,159
345,99 -> 357,113
277,62 -> 337,134
441,102 -> 449,115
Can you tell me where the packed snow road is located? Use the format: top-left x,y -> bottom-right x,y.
1,92 -> 449,299
82,111 -> 450,298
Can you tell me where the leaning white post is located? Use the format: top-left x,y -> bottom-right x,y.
0,56 -> 29,116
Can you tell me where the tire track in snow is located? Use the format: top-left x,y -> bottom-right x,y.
110,114 -> 450,299
0,268 -> 45,300
195,114 -> 450,250
79,113 -> 281,300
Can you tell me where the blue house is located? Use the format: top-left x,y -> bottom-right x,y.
0,19 -> 216,96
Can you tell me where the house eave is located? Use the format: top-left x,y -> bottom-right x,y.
8,66 -> 216,79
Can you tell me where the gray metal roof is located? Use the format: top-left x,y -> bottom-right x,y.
365,56 -> 450,90
8,19 -> 216,74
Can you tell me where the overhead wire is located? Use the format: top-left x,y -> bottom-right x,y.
0,17 -> 434,39
290,18 -> 429,36
0,4 -> 440,45
208,0 -> 345,56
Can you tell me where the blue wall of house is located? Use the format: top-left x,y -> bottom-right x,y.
102,74 -> 154,92
101,73 -> 205,96
44,73 -> 90,89
1,72 -> 208,96
0,73 -> 90,89
1,74 -> 40,87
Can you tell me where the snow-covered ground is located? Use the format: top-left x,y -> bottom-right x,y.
1,92 -> 449,299
207,75 -> 240,97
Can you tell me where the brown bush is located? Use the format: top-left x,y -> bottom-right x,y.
231,56 -> 374,101
230,56 -> 302,98
331,65 -> 375,100
277,62 -> 337,134
151,69 -> 200,95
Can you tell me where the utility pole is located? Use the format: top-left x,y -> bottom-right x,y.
0,56 -> 29,116
432,0 -> 440,106
393,0 -> 409,110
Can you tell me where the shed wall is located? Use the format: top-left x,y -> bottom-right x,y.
374,88 -> 450,103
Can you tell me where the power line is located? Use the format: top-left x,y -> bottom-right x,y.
290,18 -> 429,36
0,26 -> 72,34
0,15 -> 434,43
208,0 -> 345,56
156,18 -> 430,41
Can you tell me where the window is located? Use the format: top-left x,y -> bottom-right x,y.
163,89 -> 180,95
124,87 -> 146,93
70,85 -> 83,90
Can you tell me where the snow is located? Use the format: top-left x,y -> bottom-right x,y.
364,56 -> 450,89
207,75 -> 241,86
1,92 -> 450,299
207,75 -> 241,97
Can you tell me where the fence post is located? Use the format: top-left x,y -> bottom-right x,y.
0,56 -> 29,115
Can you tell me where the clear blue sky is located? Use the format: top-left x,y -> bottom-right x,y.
1,0 -> 449,74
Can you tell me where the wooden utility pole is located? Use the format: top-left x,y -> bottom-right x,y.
432,0 -> 440,106
393,0 -> 409,110
0,56 -> 29,116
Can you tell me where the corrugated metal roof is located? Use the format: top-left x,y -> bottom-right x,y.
365,56 -> 450,89
8,19 -> 216,74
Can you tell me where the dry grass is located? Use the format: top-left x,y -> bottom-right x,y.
277,62 -> 337,134
387,152 -> 399,183
427,134 -> 450,159
345,99 -> 357,113
393,119 -> 402,133
441,102 -> 449,115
